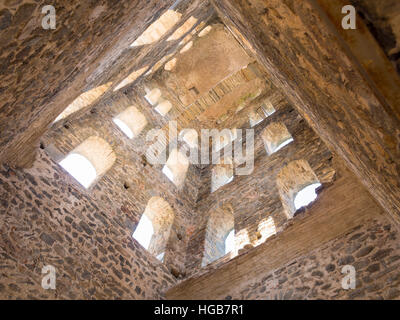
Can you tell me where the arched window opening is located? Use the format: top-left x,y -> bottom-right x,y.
202,209 -> 234,266
131,10 -> 182,47
225,229 -> 235,254
156,252 -> 165,262
60,153 -> 97,189
162,149 -> 190,188
294,183 -> 322,210
211,165 -> 234,193
132,197 -> 175,260
113,106 -> 148,139
260,99 -> 275,116
249,110 -> 264,127
275,137 -> 294,153
59,136 -> 116,189
262,122 -> 293,155
277,160 -> 321,219
54,83 -> 112,123
145,88 -> 162,106
155,100 -> 173,116
235,228 -> 251,253
132,214 -> 154,250
249,100 -> 275,127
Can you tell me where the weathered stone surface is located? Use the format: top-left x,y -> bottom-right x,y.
212,0 -> 400,226
0,0 -> 181,167
0,0 -> 399,301
0,152 -> 176,299
167,165 -> 400,300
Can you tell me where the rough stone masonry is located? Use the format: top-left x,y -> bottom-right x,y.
0,0 -> 399,300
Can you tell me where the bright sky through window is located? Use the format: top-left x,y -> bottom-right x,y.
133,214 -> 154,250
59,153 -> 97,188
294,183 -> 321,210
225,230 -> 235,254
274,137 -> 294,153
113,118 -> 134,139
156,252 -> 165,262
162,165 -> 175,183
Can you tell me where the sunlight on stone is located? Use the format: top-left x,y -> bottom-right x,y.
257,217 -> 276,244
212,165 -> 234,193
180,41 -> 193,54
131,10 -> 182,47
113,67 -> 148,92
152,53 -> 174,72
113,106 -> 148,138
145,88 -> 162,106
167,16 -> 198,41
165,58 -> 177,71
155,100 -> 173,116
54,82 -> 112,123
235,229 -> 251,254
162,165 -> 175,183
198,25 -> 212,37
162,149 -> 189,187
179,34 -> 192,46
60,153 -> 97,189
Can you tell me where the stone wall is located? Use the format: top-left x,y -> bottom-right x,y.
351,0 -> 400,74
212,0 -> 400,227
185,103 -> 335,273
234,218 -> 400,300
167,163 -> 400,300
0,0 -> 179,167
41,87 -> 202,278
0,151 -> 177,299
